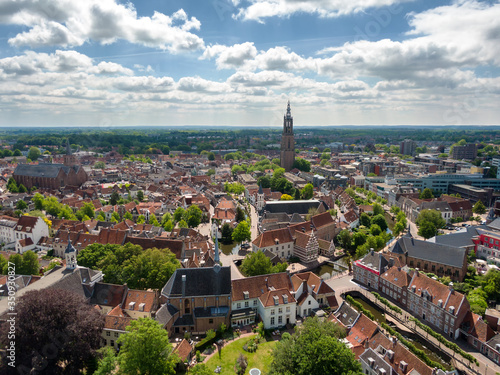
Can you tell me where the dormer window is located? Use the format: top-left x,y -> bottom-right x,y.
273,295 -> 279,305
243,291 -> 249,300
129,302 -> 136,310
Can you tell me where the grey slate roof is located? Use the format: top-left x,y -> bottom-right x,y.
431,226 -> 486,248
487,218 -> 500,231
161,266 -> 231,298
155,303 -> 178,327
334,301 -> 360,327
14,163 -> 81,178
391,236 -> 466,268
359,348 -> 392,374
263,200 -> 324,215
359,250 -> 389,273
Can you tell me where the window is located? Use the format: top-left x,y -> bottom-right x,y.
237,303 -> 241,309
286,306 -> 290,312
271,317 -> 275,325
106,331 -> 110,337
271,309 -> 275,315
278,307 -> 283,314
253,300 -> 257,306
245,301 -> 249,308
278,316 -> 283,324
209,319 -> 214,324
114,332 -> 119,338
110,340 -> 114,347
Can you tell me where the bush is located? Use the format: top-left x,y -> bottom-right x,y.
195,329 -> 217,351
371,292 -> 402,314
345,295 -> 375,321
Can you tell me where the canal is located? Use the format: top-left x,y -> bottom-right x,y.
347,294 -> 453,370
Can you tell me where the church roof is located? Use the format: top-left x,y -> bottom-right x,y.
14,163 -> 81,178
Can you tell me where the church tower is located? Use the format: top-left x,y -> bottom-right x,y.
280,101 -> 295,171
63,138 -> 77,166
65,240 -> 78,270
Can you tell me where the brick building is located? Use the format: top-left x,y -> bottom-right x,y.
13,163 -> 88,189
159,265 -> 231,335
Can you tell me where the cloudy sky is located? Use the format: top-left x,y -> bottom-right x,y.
0,0 -> 499,127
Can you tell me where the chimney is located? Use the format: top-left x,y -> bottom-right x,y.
448,282 -> 454,292
181,274 -> 186,297
370,248 -> 374,256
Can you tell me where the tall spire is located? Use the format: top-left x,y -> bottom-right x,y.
66,138 -> 71,155
285,100 -> 292,119
214,234 -> 220,264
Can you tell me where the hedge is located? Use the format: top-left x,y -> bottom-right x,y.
410,318 -> 479,366
195,329 -> 217,351
371,292 -> 403,314
345,295 -> 375,321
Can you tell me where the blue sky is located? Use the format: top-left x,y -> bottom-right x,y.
0,0 -> 499,126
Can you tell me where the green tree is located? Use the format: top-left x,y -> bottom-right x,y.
390,205 -> 401,214
32,192 -> 45,210
472,200 -> 486,215
94,347 -> 118,375
110,190 -> 120,206
178,219 -> 188,228
257,175 -> 271,189
393,221 -> 406,237
18,184 -> 28,193
468,289 -> 488,315
269,316 -> 360,375
93,161 -> 106,170
13,149 -> 22,156
137,190 -> 144,202
16,200 -> 28,210
232,220 -> 251,245
220,223 -> 234,244
174,207 -> 186,222
236,206 -> 246,222
96,211 -> 106,221
293,158 -> 311,172
359,212 -> 371,227
352,232 -> 367,248
419,188 -> 434,199
21,250 -> 39,275
117,318 -> 178,375
124,211 -> 133,221
417,220 -> 437,239
190,364 -> 212,375
301,183 -> 314,200
184,205 -> 203,227
111,211 -> 121,222
240,251 -> 273,276
77,202 -> 95,220
371,214 -> 388,232
337,229 -> 353,252
136,214 -> 146,224
416,209 -> 446,230
148,213 -> 159,226
27,146 -> 41,161
163,219 -> 174,232
372,203 -> 384,216
207,152 -> 215,161
281,194 -> 293,200
58,204 -> 77,220
370,224 -> 382,236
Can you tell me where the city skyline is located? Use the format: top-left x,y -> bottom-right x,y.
0,0 -> 499,127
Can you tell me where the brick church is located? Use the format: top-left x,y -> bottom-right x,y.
13,140 -> 88,189
280,101 -> 295,171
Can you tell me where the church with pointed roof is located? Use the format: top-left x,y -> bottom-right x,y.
13,138 -> 88,189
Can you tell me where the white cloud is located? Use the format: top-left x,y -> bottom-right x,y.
2,0 -> 204,51
234,0 -> 410,22
201,42 -> 258,69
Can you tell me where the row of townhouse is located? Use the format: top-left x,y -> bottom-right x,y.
354,252 -> 470,340
331,301 -> 454,375
397,195 -> 473,223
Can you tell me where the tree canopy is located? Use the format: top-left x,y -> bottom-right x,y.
240,251 -> 287,276
269,316 -> 360,375
0,289 -> 104,375
232,220 -> 251,244
292,158 -> 311,172
472,200 -> 486,215
116,318 -> 178,375
77,243 -> 181,289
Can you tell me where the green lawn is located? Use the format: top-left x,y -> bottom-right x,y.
205,334 -> 276,375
